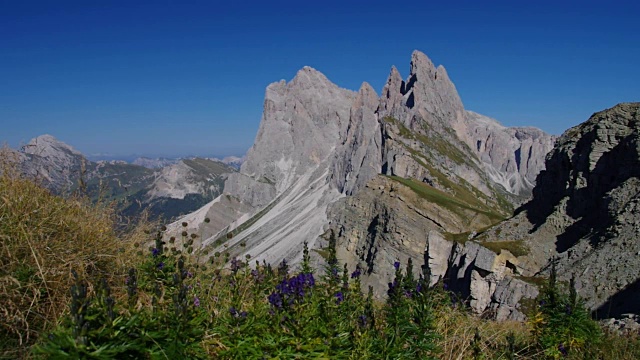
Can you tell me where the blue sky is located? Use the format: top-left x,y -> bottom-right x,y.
1,1 -> 638,158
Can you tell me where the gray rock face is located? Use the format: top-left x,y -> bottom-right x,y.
182,66 -> 360,265
465,111 -> 556,195
147,158 -> 230,200
18,134 -> 87,193
376,51 -> 554,199
537,103 -> 640,316
327,175 -> 500,295
482,103 -> 640,318
225,66 -> 356,207
331,82 -> 382,195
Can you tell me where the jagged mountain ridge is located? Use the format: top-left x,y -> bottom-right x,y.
477,103 -> 640,318
171,50 -> 555,287
6,135 -> 235,221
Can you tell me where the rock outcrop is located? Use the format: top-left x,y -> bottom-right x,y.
480,103 -> 640,318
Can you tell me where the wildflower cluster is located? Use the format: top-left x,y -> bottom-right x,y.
268,272 -> 315,309
34,228 -> 207,359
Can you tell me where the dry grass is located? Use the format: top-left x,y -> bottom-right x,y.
433,305 -> 640,359
0,150 -> 151,358
435,307 -> 537,359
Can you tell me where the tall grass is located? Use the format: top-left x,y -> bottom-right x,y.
0,151 -> 150,358
2,149 -> 640,359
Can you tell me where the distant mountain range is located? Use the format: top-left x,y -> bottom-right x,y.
6,134 -> 239,222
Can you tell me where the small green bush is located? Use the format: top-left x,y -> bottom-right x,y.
530,262 -> 602,358
33,236 -> 207,359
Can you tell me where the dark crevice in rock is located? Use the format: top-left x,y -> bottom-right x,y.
364,215 -> 380,274
514,148 -> 522,172
406,91 -> 415,109
505,260 -> 519,275
595,278 -> 640,319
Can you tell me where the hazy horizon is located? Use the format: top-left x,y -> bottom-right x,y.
2,1 -> 639,156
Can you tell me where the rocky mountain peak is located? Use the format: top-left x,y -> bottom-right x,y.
379,50 -> 467,142
225,65 -> 356,207
380,66 -> 407,120
409,50 -> 437,79
479,102 -> 640,317
290,66 -> 337,92
16,135 -> 87,193
465,111 -> 556,194
171,50 -> 557,303
22,134 -> 83,159
409,52 -> 464,128
356,82 -> 377,103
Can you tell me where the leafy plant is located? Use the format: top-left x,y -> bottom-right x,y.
33,240 -> 208,359
530,261 -> 602,358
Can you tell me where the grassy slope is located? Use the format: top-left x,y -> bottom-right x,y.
0,159 -> 149,358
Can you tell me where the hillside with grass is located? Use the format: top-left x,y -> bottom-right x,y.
2,159 -> 639,359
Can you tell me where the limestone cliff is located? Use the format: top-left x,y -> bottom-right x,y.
480,103 -> 640,318
174,50 -> 554,320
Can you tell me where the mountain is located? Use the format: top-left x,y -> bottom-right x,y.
132,157 -> 179,169
14,134 -> 87,193
209,155 -> 245,170
476,103 -> 640,318
168,50 -> 555,314
7,135 -> 236,222
124,158 -> 233,220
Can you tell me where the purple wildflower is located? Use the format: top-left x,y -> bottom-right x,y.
151,248 -> 160,257
193,296 -> 200,307
351,267 -> 361,279
305,273 -> 315,287
358,315 -> 367,327
393,261 -> 400,270
157,262 -> 165,270
240,311 -> 247,319
387,279 -> 397,292
558,343 -> 568,357
269,273 -> 315,310
229,307 -> 238,317
268,292 -> 283,309
335,292 -> 344,305
230,257 -> 242,272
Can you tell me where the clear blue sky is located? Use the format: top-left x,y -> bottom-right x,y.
1,1 -> 638,158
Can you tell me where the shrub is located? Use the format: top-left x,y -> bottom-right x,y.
33,241 -> 207,359
530,261 -> 602,358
